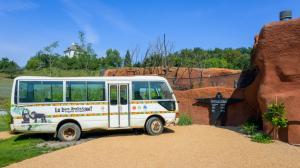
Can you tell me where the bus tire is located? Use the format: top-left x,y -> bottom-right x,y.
145,117 -> 164,135
57,123 -> 81,141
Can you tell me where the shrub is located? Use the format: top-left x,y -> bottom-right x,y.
0,99 -> 12,131
241,121 -> 258,135
251,133 -> 273,143
263,102 -> 288,139
264,103 -> 288,128
177,113 -> 192,126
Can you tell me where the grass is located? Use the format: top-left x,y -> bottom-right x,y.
0,74 -> 13,100
251,132 -> 273,144
0,97 -> 11,132
241,121 -> 258,135
0,115 -> 10,132
178,113 -> 192,126
240,120 -> 273,144
0,134 -> 56,167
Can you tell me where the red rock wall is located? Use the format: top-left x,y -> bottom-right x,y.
246,18 -> 300,144
174,87 -> 257,125
104,67 -> 241,89
226,88 -> 260,126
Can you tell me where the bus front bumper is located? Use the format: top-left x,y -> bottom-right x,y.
165,118 -> 179,126
10,124 -> 15,132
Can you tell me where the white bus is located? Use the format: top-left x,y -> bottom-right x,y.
10,76 -> 178,141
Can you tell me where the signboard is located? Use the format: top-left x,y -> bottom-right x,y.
196,92 -> 242,125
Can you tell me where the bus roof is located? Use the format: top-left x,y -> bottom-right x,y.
14,75 -> 167,81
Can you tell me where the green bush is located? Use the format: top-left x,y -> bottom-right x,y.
263,102 -> 288,139
241,121 -> 258,135
263,103 -> 288,129
251,133 -> 273,144
178,113 -> 192,126
0,114 -> 11,132
0,99 -> 12,132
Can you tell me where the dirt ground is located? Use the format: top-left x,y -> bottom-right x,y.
7,125 -> 300,168
0,131 -> 14,140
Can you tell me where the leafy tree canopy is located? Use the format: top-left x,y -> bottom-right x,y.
124,50 -> 132,67
0,57 -> 20,78
23,31 -> 252,72
104,49 -> 122,68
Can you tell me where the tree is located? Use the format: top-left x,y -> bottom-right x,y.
75,31 -> 99,72
203,57 -> 229,68
124,50 -> 132,67
181,49 -> 194,89
26,56 -> 43,70
78,31 -> 86,49
0,58 -> 10,70
263,101 -> 288,140
141,35 -> 174,75
0,58 -> 20,78
26,41 -> 59,74
3,63 -> 20,79
104,49 -> 122,68
44,41 -> 59,76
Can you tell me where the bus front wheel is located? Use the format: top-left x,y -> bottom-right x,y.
145,117 -> 164,135
57,123 -> 81,141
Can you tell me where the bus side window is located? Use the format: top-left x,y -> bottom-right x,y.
14,80 -> 18,104
120,85 -> 127,105
19,81 -> 63,103
132,82 -> 149,100
150,82 -> 172,100
66,82 -> 87,102
87,82 -> 105,101
19,81 -> 43,103
110,85 -> 117,105
43,81 -> 63,102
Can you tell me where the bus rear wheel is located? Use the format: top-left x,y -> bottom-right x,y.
145,117 -> 164,135
57,123 -> 81,141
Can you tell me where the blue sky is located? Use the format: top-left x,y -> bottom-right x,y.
0,0 -> 299,66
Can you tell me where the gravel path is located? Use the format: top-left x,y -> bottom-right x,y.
7,125 -> 300,168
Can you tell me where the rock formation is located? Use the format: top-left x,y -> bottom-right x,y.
245,18 -> 300,144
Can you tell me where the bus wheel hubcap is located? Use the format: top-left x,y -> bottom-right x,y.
151,121 -> 161,133
63,128 -> 76,140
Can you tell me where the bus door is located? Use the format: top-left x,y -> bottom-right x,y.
108,83 -> 130,128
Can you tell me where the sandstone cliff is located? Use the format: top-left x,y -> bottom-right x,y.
245,18 -> 300,144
